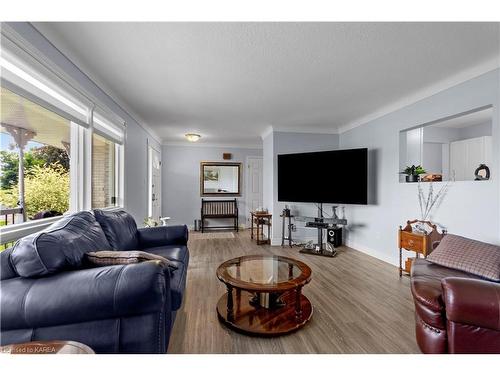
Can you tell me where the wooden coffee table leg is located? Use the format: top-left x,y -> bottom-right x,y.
227,285 -> 234,320
236,288 -> 241,313
295,286 -> 303,321
267,219 -> 271,244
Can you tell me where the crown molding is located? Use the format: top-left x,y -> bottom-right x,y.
162,141 -> 262,149
338,59 -> 500,134
260,125 -> 341,139
272,126 -> 340,135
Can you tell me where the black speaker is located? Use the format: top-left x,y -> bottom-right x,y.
327,227 -> 342,247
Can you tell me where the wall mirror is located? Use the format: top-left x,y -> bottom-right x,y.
200,162 -> 241,196
399,106 -> 493,182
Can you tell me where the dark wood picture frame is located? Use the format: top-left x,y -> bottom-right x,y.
200,161 -> 242,196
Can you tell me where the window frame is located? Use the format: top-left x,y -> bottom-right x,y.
0,28 -> 126,246
89,132 -> 124,210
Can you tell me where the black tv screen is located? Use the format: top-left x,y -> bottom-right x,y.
277,148 -> 368,204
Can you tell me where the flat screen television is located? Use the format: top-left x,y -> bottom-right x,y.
277,148 -> 368,204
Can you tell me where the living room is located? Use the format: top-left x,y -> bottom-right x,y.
1,1 -> 500,373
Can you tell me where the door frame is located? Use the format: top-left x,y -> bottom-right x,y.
245,155 -> 264,225
147,140 -> 161,220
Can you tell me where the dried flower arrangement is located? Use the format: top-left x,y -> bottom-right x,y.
417,181 -> 451,222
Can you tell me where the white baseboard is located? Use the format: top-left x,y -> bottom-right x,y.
345,240 -> 398,267
271,238 -> 282,246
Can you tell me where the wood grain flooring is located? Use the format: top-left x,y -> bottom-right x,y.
168,230 -> 420,354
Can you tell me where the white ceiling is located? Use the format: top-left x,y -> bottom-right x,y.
33,22 -> 500,147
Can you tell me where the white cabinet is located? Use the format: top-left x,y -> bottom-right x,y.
449,136 -> 492,181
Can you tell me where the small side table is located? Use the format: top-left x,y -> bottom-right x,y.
398,220 -> 446,277
250,211 -> 272,245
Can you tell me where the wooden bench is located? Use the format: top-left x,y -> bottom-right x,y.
201,199 -> 238,233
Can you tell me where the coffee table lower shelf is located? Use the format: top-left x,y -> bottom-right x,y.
216,290 -> 313,337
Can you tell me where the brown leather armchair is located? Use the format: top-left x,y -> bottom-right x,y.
411,259 -> 500,354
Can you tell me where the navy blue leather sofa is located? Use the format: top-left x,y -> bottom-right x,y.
0,210 -> 189,353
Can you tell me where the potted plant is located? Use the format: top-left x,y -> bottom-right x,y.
400,165 -> 426,183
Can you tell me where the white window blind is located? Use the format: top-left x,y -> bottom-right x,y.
93,106 -> 125,144
0,35 -> 92,127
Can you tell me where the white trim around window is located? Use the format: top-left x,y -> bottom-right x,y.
0,216 -> 61,244
0,28 -> 126,245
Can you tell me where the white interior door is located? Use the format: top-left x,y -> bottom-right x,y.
246,156 -> 263,225
148,145 -> 161,221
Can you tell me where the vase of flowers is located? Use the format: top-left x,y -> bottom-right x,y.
417,181 -> 451,222
400,165 -> 426,183
143,217 -> 159,227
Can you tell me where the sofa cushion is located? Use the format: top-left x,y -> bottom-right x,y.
11,211 -> 110,278
411,259 -> 482,310
410,258 -> 482,329
86,250 -> 177,269
94,210 -> 139,250
0,248 -> 18,280
142,245 -> 189,265
137,225 -> 188,248
427,234 -> 500,282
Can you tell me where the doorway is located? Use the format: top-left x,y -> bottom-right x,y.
245,156 -> 263,226
148,143 -> 161,221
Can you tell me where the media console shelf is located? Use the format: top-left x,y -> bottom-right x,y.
295,203 -> 347,258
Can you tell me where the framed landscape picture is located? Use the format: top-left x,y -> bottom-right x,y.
203,167 -> 220,182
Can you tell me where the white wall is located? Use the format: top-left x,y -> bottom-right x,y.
161,144 -> 262,227
339,69 -> 500,265
406,128 -> 423,166
422,142 -> 443,174
7,23 -> 162,226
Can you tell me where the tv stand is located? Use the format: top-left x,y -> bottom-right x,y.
295,203 -> 347,257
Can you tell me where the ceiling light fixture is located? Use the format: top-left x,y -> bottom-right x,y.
185,133 -> 201,142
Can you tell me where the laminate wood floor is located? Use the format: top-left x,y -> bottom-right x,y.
168,230 -> 420,354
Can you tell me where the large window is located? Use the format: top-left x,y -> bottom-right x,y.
1,87 -> 73,226
0,29 -> 125,245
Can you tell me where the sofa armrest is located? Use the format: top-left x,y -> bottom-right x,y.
442,277 -> 500,331
138,225 -> 188,248
1,261 -> 170,331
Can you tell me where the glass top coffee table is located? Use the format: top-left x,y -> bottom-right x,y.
216,255 -> 313,336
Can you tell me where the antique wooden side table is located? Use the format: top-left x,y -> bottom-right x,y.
398,219 -> 446,277
250,211 -> 272,245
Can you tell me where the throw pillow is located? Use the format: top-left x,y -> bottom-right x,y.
86,250 -> 178,270
427,234 -> 500,282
